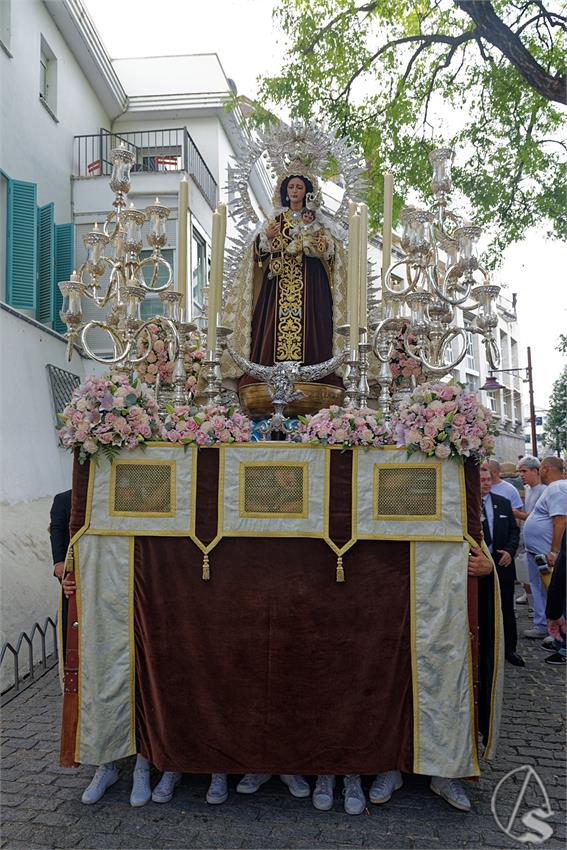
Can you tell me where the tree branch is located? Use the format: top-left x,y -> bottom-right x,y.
301,1 -> 380,54
455,0 -> 566,102
503,106 -> 539,220
335,31 -> 475,101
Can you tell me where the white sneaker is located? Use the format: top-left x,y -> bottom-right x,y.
236,774 -> 272,794
430,776 -> 471,811
81,763 -> 119,805
343,774 -> 366,816
206,773 -> 228,805
541,635 -> 556,650
515,592 -> 528,604
280,774 -> 310,798
312,775 -> 335,811
130,765 -> 151,807
151,771 -> 182,803
369,770 -> 403,804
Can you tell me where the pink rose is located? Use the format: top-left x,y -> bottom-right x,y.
419,436 -> 435,453
434,443 -> 451,459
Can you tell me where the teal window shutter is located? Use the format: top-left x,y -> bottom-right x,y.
37,203 -> 55,325
139,248 -> 173,320
54,223 -> 74,333
6,179 -> 37,310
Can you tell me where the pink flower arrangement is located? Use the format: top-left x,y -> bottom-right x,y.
57,373 -> 160,463
297,406 -> 391,448
160,404 -> 253,446
391,381 -> 497,462
389,326 -> 425,386
137,323 -> 205,398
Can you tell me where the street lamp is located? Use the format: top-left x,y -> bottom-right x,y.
480,346 -> 537,457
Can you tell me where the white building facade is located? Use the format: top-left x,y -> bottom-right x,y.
0,0 -> 271,662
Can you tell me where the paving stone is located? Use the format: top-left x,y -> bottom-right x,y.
1,604 -> 565,850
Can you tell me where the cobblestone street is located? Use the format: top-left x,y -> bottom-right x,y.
1,606 -> 565,850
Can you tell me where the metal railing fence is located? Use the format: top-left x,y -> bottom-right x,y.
1,617 -> 59,706
74,127 -> 218,209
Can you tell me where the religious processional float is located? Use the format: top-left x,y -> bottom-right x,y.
56,124 -> 503,781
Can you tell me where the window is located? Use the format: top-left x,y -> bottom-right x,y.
500,330 -> 510,369
465,374 -> 479,393
486,392 -> 497,414
463,318 -> 476,371
39,36 -> 57,118
191,228 -> 207,315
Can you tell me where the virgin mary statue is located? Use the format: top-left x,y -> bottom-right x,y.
221,127 -> 356,416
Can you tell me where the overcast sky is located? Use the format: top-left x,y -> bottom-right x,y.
84,0 -> 566,410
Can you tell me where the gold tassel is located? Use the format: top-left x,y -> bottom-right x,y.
336,554 -> 345,583
202,553 -> 210,581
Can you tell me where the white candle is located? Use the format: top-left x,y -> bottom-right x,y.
347,209 -> 361,349
218,202 -> 227,316
208,211 -> 221,352
358,203 -> 368,334
178,175 -> 189,319
382,172 -> 393,286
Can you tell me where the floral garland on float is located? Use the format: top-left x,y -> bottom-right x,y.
160,403 -> 253,446
136,322 -> 205,399
57,373 -> 160,464
391,381 -> 497,462
296,406 -> 391,448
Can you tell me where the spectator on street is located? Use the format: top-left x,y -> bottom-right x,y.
484,460 -> 523,519
515,457 -> 547,606
479,468 -> 524,665
523,457 -> 567,640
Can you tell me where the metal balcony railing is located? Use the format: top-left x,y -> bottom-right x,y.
74,127 -> 218,209
1,617 -> 59,706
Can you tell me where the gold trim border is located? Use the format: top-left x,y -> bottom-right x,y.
409,542 -> 420,773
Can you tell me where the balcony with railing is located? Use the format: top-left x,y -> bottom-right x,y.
73,128 -> 218,209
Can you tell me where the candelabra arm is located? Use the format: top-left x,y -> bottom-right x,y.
138,254 -> 174,292
383,259 -> 415,296
472,331 -> 501,370
80,321 -> 131,365
372,318 -> 398,363
428,264 -> 471,307
405,326 -> 468,376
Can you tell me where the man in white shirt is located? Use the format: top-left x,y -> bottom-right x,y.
523,457 -> 567,638
485,460 -> 523,515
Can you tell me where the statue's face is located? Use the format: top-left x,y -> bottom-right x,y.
287,177 -> 307,206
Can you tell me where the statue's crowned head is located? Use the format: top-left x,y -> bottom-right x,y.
279,174 -> 315,209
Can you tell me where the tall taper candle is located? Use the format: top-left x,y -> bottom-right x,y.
347,209 -> 361,348
178,174 -> 189,319
218,202 -> 227,314
358,202 -> 368,335
382,172 -> 393,286
207,210 -> 221,352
